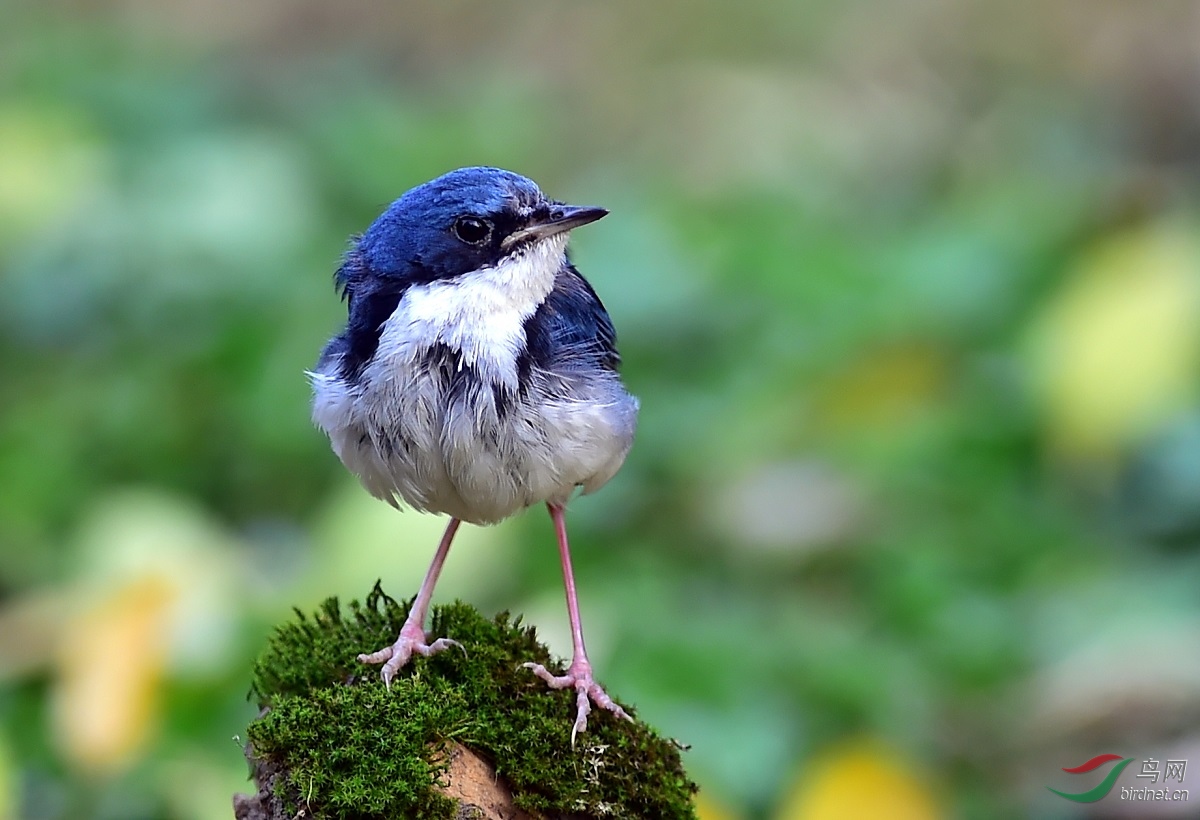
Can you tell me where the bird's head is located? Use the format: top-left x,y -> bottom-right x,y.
340,167 -> 607,297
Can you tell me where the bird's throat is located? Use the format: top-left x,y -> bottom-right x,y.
371,234 -> 568,386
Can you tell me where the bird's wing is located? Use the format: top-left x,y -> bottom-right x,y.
326,244 -> 411,381
523,265 -> 621,373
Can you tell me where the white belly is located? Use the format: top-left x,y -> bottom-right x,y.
311,360 -> 637,525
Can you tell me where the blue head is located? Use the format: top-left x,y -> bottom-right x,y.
341,166 -> 606,293
327,167 -> 607,377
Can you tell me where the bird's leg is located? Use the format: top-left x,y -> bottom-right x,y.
359,517 -> 464,687
523,503 -> 632,745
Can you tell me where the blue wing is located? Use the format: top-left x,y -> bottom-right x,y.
522,263 -> 621,375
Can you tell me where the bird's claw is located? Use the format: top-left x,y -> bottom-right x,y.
359,626 -> 462,688
522,660 -> 632,746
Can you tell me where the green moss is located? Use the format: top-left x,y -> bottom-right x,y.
247,584 -> 698,819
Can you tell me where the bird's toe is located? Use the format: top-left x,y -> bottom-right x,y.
523,659 -> 632,744
359,629 -> 460,688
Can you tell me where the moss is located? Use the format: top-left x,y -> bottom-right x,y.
246,583 -> 698,819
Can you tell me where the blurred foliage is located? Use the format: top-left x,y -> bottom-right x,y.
3,1 -> 1200,818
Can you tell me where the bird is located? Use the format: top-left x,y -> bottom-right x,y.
308,166 -> 639,742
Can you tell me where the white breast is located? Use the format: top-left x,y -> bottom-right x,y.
377,234 -> 567,388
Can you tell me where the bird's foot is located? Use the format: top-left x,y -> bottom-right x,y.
358,621 -> 462,688
523,657 -> 633,746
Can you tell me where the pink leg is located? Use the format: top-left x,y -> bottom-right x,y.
359,517 -> 464,687
523,503 -> 632,745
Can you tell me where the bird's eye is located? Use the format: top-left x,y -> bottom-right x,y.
453,216 -> 491,245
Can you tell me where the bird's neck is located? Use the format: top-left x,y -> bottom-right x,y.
406,233 -> 566,332
372,235 -> 569,386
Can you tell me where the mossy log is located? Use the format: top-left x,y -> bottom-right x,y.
233,584 -> 697,819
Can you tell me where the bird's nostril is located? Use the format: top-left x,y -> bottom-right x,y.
549,207 -> 565,221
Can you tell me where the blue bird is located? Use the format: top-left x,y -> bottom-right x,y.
310,167 -> 638,742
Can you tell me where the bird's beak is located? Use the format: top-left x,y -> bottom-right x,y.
501,205 -> 608,250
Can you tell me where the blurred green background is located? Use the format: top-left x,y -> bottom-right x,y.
3,1 -> 1200,818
